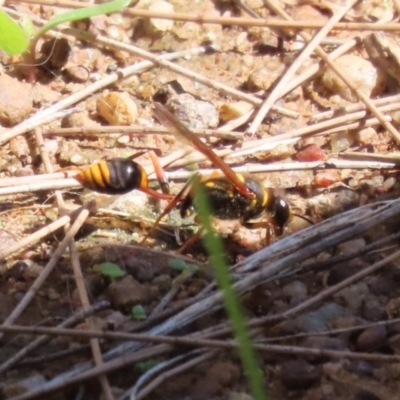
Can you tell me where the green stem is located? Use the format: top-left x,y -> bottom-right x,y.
192,176 -> 268,400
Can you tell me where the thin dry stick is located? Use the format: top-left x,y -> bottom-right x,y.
159,98 -> 399,169
71,239 -> 115,400
339,151 -> 400,163
122,349 -> 208,400
9,344 -> 174,400
8,0 -> 400,31
219,22 -> 392,132
12,202 -> 400,400
0,301 -> 110,374
0,206 -> 91,341
0,171 -> 77,187
35,128 -> 114,400
303,230 -> 400,273
0,45 -> 208,145
260,315 -> 400,343
0,203 -> 95,260
312,93 -> 400,122
247,0 -> 358,135
19,344 -> 91,366
0,178 -> 78,194
150,272 -> 195,318
280,37 -> 360,98
44,125 -> 244,141
280,11 -> 395,100
262,0 -> 400,143
280,247 -> 400,321
1,321 -> 400,400
134,351 -> 216,400
175,201 -> 400,340
212,99 -> 400,161
1,323 -> 400,364
7,336 -> 400,400
62,29 -> 297,119
229,110 -> 399,160
237,245 -> 400,334
4,6 -> 296,119
164,158 -> 399,180
0,158 -> 396,198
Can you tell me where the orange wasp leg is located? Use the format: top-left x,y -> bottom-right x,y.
148,150 -> 170,195
177,226 -> 205,253
241,219 -> 282,247
140,174 -> 197,245
137,150 -> 172,201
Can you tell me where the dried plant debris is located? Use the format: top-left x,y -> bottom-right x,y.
3,0 -> 400,399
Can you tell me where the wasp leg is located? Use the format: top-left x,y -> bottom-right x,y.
241,219 -> 282,247
148,150 -> 170,195
140,175 -> 196,245
293,213 -> 314,226
177,226 -> 205,253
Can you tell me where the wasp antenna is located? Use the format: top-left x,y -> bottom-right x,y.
293,213 -> 314,226
126,151 -> 147,161
153,102 -> 255,200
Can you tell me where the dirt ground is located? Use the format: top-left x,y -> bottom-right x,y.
2,0 -> 400,399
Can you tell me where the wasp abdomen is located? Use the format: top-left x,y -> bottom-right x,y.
75,158 -> 148,195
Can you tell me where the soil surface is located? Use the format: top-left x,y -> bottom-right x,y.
1,0 -> 400,400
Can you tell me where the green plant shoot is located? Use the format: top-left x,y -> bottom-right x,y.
1,0 -> 129,57
29,0 -> 130,56
0,10 -> 29,55
131,305 -> 147,320
168,259 -> 200,273
35,0 -> 131,44
95,262 -> 126,279
192,175 -> 268,400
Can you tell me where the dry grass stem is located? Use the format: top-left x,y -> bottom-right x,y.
0,171 -> 78,187
261,0 -> 400,143
34,126 -> 114,399
2,1 -> 400,398
0,206 -> 91,340
8,0 -> 400,31
1,323 -> 400,363
44,125 -> 244,141
0,301 -> 110,374
0,43 -> 208,145
134,351 -> 216,400
0,178 -> 79,195
247,0 -> 358,135
4,6 -> 295,119
0,207 -> 86,260
312,94 -> 400,122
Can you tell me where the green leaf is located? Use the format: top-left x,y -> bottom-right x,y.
136,359 -> 159,372
168,259 -> 199,273
131,305 -> 147,320
0,10 -> 29,55
35,0 -> 131,40
95,262 -> 126,278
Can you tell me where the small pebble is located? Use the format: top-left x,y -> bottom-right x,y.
321,55 -> 386,102
0,74 -> 32,126
97,91 -> 138,125
356,325 -> 387,352
281,359 -> 321,390
167,94 -> 219,129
